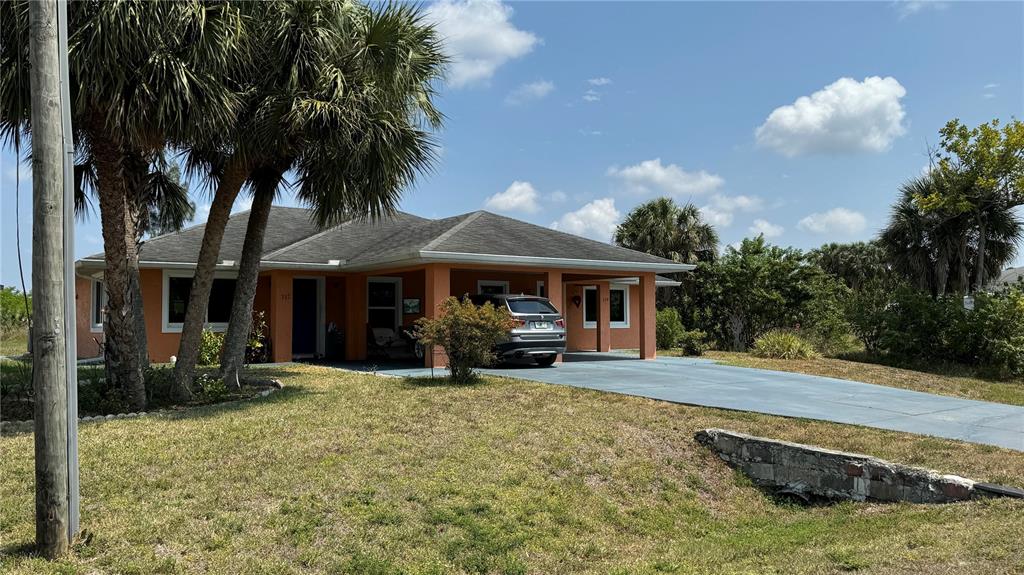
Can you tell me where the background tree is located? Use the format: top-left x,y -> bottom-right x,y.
691,237 -> 823,351
614,198 -> 719,264
614,198 -> 719,309
807,241 -> 890,291
217,1 -> 446,387
880,175 -> 1020,297
916,118 -> 1024,291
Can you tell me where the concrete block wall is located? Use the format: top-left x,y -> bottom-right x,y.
695,428 -> 979,503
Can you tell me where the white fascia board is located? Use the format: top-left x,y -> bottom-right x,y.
418,250 -> 696,272
77,258 -> 345,271
259,260 -> 346,270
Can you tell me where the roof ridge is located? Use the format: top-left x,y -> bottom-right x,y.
421,211 -> 485,252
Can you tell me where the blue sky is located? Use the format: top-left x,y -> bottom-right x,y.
2,0 -> 1022,289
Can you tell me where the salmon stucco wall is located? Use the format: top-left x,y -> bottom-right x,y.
75,275 -> 103,358
450,269 -> 545,300
563,283 -> 640,351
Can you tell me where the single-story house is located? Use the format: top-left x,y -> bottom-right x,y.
75,207 -> 692,366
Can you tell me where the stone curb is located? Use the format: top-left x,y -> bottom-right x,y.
0,386 -> 280,436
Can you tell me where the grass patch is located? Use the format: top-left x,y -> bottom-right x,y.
2,365 -> 1022,573
704,351 -> 1024,407
0,330 -> 28,357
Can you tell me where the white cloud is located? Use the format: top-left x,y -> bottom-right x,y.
699,206 -> 734,227
755,76 -> 907,157
749,219 -> 784,239
588,77 -> 612,86
607,158 -> 724,196
797,207 -> 867,234
579,129 -> 602,137
983,83 -> 1000,89
426,0 -> 539,88
582,89 -> 601,102
550,198 -> 620,242
505,80 -> 554,105
698,194 -> 764,228
707,194 -> 763,213
484,180 -> 541,213
893,1 -> 949,19
548,190 -> 568,203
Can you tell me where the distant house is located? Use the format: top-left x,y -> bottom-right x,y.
75,208 -> 690,366
986,266 -> 1023,293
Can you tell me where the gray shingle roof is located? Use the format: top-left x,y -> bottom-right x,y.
83,206 -> 321,264
81,207 -> 688,272
424,211 -> 678,265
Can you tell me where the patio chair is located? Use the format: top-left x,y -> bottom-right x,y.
367,324 -> 404,359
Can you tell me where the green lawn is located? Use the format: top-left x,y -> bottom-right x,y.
2,365 -> 1022,574
700,351 -> 1024,407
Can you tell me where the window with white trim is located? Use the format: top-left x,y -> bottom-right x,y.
367,277 -> 402,331
90,279 -> 107,332
162,270 -> 237,332
536,280 -> 545,298
477,280 -> 509,295
583,285 -> 629,329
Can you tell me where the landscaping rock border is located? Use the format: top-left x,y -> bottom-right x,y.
695,428 -> 1021,503
0,384 -> 281,436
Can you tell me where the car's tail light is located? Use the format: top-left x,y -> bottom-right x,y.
555,318 -> 565,328
512,318 -> 526,327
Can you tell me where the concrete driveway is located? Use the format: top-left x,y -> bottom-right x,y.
368,352 -> 1024,451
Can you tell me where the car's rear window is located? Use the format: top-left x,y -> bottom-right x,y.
507,299 -> 558,314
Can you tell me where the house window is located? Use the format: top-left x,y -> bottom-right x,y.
162,271 -> 237,332
90,279 -> 106,332
583,285 -> 629,329
477,280 -> 509,295
368,277 -> 402,331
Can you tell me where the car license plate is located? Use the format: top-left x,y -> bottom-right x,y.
533,321 -> 550,329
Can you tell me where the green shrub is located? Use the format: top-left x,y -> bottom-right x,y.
144,365 -> 178,408
245,311 -> 269,364
655,308 -> 685,350
196,373 -> 229,402
677,329 -> 708,356
751,330 -> 819,360
414,296 -> 515,383
843,279 -> 892,353
198,329 -> 224,365
963,287 -> 1024,379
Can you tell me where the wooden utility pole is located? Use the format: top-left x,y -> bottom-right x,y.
29,0 -> 70,558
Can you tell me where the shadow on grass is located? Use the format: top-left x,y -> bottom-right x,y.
834,351 -> 1013,382
161,385 -> 311,422
0,540 -> 38,562
401,375 -> 487,388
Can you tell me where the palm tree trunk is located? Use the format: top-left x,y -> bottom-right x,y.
91,127 -> 147,412
973,213 -> 987,293
171,160 -> 248,399
934,252 -> 949,297
130,266 -> 149,369
220,184 -> 275,388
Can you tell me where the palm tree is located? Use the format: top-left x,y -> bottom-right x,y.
1,1 -> 242,409
880,174 -> 1021,297
808,241 -> 890,291
614,198 -> 718,308
614,198 -> 719,263
216,1 -> 446,388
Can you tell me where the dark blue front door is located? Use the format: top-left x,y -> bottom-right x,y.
292,279 -> 317,356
